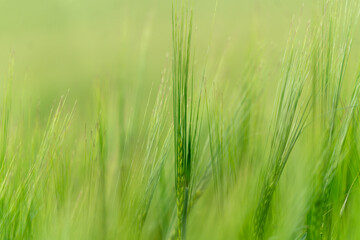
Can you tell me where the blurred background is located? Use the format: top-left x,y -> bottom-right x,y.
2,0 -> 354,121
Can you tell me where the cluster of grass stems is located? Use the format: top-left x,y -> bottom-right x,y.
0,0 -> 360,239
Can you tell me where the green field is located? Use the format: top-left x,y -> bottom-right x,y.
0,0 -> 360,239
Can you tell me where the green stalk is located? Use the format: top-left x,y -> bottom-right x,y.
172,2 -> 199,239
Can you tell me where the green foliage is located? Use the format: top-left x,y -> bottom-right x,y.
1,0 -> 360,240
171,2 -> 202,238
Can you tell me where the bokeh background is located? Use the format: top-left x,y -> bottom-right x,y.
3,0 -> 358,119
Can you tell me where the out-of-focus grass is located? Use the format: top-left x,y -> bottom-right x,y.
0,0 -> 360,239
